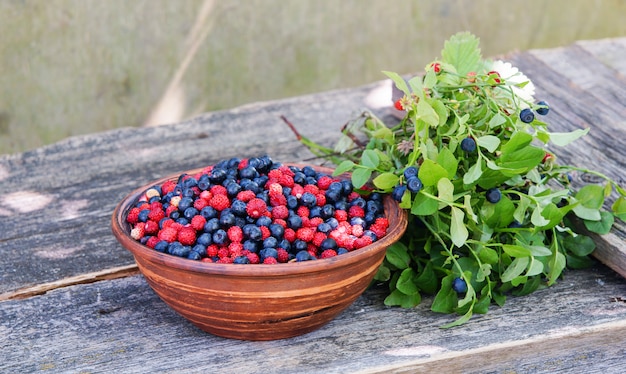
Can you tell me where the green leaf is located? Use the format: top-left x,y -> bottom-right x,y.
431,276 -> 457,314
525,258 -> 544,277
333,160 -> 355,175
437,147 -> 459,179
497,145 -> 545,173
573,204 -> 602,221
373,172 -> 399,190
411,191 -> 439,216
547,252 -> 566,286
384,289 -> 421,308
361,149 -> 380,168
417,99 -> 439,127
418,159 -> 448,187
450,207 -> 468,248
382,71 -> 409,95
477,246 -> 499,265
351,167 -> 372,189
501,132 -> 533,154
576,185 -> 605,209
549,128 -> 590,147
583,210 -> 614,234
502,244 -> 532,258
396,268 -> 420,295
563,234 -> 596,257
437,178 -> 454,204
415,262 -> 439,294
385,242 -> 411,269
463,159 -> 483,185
488,112 -> 507,128
440,31 -> 481,76
431,99 -> 449,127
502,257 -> 530,283
477,135 -> 501,153
613,196 -> 626,221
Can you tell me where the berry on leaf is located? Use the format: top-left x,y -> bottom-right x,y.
519,108 -> 535,123
461,137 -> 477,153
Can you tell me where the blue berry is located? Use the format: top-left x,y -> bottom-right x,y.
295,250 -> 314,262
486,188 -> 502,203
403,166 -> 418,179
519,108 -> 535,123
320,238 -> 338,250
406,176 -> 423,193
391,184 -> 407,202
536,101 -> 549,115
154,240 -> 169,253
461,137 -> 477,153
212,229 -> 228,245
452,277 -> 468,293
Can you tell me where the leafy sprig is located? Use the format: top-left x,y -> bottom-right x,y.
291,32 -> 626,326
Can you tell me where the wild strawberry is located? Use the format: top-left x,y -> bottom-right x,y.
206,244 -> 219,258
488,70 -> 501,84
467,71 -> 477,83
130,224 -> 145,240
394,99 -> 404,111
169,195 -> 181,207
374,217 -> 389,229
354,236 -> 373,249
273,218 -> 287,228
246,198 -> 267,219
217,257 -> 234,264
276,248 -> 290,263
199,190 -> 212,201
271,205 -> 289,220
303,184 -> 319,195
369,224 -> 387,239
307,217 -> 324,228
238,158 -> 248,169
296,206 -> 310,218
161,180 -> 177,195
145,236 -> 160,248
169,222 -> 183,231
351,224 -> 364,237
210,194 -> 230,211
201,257 -> 214,263
334,209 -> 348,222
227,226 -> 243,243
542,152 -> 553,163
144,220 -> 160,235
296,227 -> 315,242
210,185 -> 227,196
193,198 -> 209,211
246,252 -> 260,264
291,184 -> 304,199
228,242 -> 243,257
315,193 -> 326,206
269,193 -> 287,207
217,247 -> 230,259
259,225 -> 271,240
347,192 -> 360,201
312,232 -> 327,247
320,249 -> 337,259
236,190 -> 256,202
284,228 -> 296,242
316,175 -> 334,190
158,227 -> 178,243
190,215 -> 206,231
279,174 -> 294,188
165,204 -> 178,218
348,205 -> 365,218
126,207 -> 141,224
260,257 -> 276,264
431,62 -> 441,73
178,227 -> 197,246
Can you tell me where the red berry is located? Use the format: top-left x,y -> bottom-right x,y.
227,226 -> 243,243
348,205 -> 365,218
334,210 -> 348,222
431,62 -> 441,73
320,249 -> 337,259
193,198 -> 209,211
161,180 -> 177,195
236,190 -> 256,202
296,227 -> 315,242
246,198 -> 268,219
158,227 -> 178,243
247,252 -> 260,264
259,226 -> 271,240
284,228 -> 296,242
316,175 -> 334,190
394,99 -> 404,111
269,193 -> 287,207
210,185 -> 227,195
210,194 -> 230,211
277,248 -> 290,263
207,244 -> 219,257
130,224 -> 145,240
263,257 -> 278,264
190,215 -> 206,231
145,236 -> 160,248
126,207 -> 140,224
178,227 -> 196,246
271,205 -> 289,220
144,220 -> 160,235
312,232 -> 327,247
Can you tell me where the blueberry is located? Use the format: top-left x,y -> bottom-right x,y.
243,224 -> 263,241
320,238 -> 338,250
230,199 -> 247,216
209,168 -> 227,183
183,207 -> 199,220
168,210 -> 180,220
175,217 -> 189,226
302,166 -> 317,177
256,215 -> 272,227
486,188 -> 502,203
519,108 -> 535,123
326,217 -> 339,229
461,137 -> 477,153
204,218 -> 220,233
363,230 -> 377,242
295,250 -> 314,262
287,215 -> 302,230
226,182 -> 242,197
212,229 -> 228,245
317,222 -> 332,233
197,175 -> 210,190
391,184 -> 407,202
233,256 -> 250,264
263,236 -> 278,249
154,240 -> 169,253
293,172 -> 307,185
278,239 -> 291,251
309,206 -> 322,218
403,166 -> 419,179
366,200 -> 382,215
286,195 -> 299,209
196,233 -> 212,246
451,277 -> 468,293
406,176 -> 423,193
536,100 -> 549,115
178,197 -> 194,212
187,251 -> 202,261
148,196 -> 161,204
337,248 -> 349,255
341,180 -> 353,195
508,220 -> 522,228
269,223 -> 284,239
260,247 -> 278,260
293,239 -> 308,253
350,217 -> 366,227
138,209 -> 150,222
325,188 -> 342,203
301,192 -> 317,207
200,206 -> 218,219
328,181 -> 343,192
243,240 -> 259,253
350,197 -> 367,209
182,177 -> 197,189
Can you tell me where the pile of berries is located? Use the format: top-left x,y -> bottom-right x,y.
125,155 -> 390,264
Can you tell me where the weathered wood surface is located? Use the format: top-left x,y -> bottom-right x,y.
1,266 -> 625,374
1,37 -> 626,373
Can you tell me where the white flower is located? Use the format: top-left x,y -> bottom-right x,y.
489,60 -> 535,107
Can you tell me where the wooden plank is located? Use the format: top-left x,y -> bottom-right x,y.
1,264 -> 625,373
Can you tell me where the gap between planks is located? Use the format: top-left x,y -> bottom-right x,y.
0,264 -> 139,302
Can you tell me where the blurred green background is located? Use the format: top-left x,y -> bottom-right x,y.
1,0 -> 625,155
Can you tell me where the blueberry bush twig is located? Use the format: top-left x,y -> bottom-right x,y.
289,32 -> 626,327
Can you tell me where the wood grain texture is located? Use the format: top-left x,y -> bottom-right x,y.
1,265 -> 625,373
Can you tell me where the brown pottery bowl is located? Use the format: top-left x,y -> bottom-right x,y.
111,164 -> 408,340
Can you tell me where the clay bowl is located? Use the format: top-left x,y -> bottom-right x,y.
111,164 -> 407,340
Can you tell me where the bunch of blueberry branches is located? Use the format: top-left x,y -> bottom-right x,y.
289,32 -> 626,326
